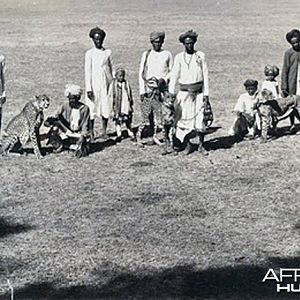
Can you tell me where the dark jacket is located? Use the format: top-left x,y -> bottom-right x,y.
281,48 -> 300,96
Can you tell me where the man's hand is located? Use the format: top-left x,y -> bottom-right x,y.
0,96 -> 6,105
281,90 -> 289,98
87,91 -> 94,101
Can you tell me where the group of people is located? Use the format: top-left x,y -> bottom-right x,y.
228,28 -> 300,143
1,27 -> 300,158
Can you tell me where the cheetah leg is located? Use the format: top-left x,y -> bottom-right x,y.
29,127 -> 42,159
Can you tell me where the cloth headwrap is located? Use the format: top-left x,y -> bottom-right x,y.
150,31 -> 165,42
115,67 -> 126,76
89,27 -> 106,40
179,30 -> 198,43
286,29 -> 300,43
243,79 -> 258,88
264,64 -> 279,77
64,84 -> 82,97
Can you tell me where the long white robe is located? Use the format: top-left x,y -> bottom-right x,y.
85,47 -> 113,119
169,51 -> 209,142
139,49 -> 173,95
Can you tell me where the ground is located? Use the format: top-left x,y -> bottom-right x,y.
0,0 -> 300,299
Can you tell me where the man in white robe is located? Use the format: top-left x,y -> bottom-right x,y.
169,30 -> 209,155
85,27 -> 113,139
137,31 -> 173,144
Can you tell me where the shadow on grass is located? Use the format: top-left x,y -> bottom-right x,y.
205,135 -> 237,151
0,217 -> 35,238
7,256 -> 300,299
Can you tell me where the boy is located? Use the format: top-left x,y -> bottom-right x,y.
108,68 -> 134,142
228,79 -> 259,140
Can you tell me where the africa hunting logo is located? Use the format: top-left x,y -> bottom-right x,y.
263,269 -> 300,293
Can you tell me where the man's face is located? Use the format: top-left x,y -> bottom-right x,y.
290,36 -> 300,51
246,86 -> 257,96
151,38 -> 163,52
68,95 -> 80,108
116,71 -> 125,83
183,37 -> 195,53
92,33 -> 104,49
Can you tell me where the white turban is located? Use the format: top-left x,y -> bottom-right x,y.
64,84 -> 82,97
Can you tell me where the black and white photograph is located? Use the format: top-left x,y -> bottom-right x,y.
0,0 -> 299,299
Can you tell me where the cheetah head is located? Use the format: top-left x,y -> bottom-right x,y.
35,94 -> 50,110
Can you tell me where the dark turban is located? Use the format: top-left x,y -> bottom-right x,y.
286,29 -> 300,43
150,31 -> 165,42
264,64 -> 279,77
89,27 -> 106,40
244,79 -> 258,88
179,30 -> 198,43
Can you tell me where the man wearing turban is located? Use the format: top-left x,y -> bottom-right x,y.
281,28 -> 300,133
228,79 -> 260,140
85,27 -> 113,140
137,31 -> 173,145
45,84 -> 92,158
169,30 -> 210,155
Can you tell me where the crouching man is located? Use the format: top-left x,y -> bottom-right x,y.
228,79 -> 260,140
45,84 -> 92,158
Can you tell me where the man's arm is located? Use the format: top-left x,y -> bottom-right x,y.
0,56 -> 6,104
169,54 -> 180,95
85,50 -> 93,100
281,50 -> 290,97
139,51 -> 147,96
201,52 -> 209,98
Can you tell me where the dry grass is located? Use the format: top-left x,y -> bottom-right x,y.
0,0 -> 300,299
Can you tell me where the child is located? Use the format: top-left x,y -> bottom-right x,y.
228,79 -> 260,140
108,68 -> 134,141
281,29 -> 300,133
261,64 -> 279,99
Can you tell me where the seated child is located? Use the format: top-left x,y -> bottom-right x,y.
108,68 -> 134,141
45,84 -> 91,158
228,79 -> 260,140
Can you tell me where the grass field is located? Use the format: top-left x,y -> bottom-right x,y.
0,0 -> 300,299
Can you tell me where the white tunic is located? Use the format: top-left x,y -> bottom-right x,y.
233,92 -> 258,116
169,51 -> 209,142
261,80 -> 279,99
85,47 -> 113,119
139,49 -> 173,95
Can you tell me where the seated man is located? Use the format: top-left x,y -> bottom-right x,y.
228,79 -> 260,140
45,84 -> 91,158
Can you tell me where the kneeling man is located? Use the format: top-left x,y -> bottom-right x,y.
45,84 -> 92,158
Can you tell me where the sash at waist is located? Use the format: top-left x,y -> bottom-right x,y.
179,81 -> 203,93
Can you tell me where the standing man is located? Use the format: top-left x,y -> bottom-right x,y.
169,30 -> 209,155
281,28 -> 300,133
137,31 -> 173,144
85,27 -> 113,139
0,54 -> 6,133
